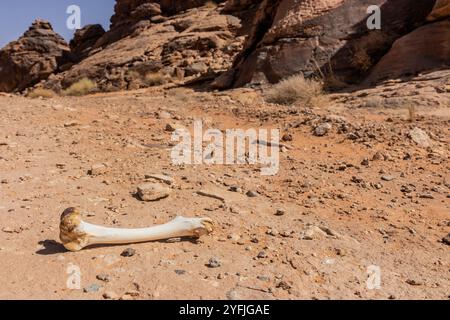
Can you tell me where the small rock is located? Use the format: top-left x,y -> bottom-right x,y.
257,251 -> 268,259
137,183 -> 171,201
282,133 -> 293,142
121,248 -> 136,257
156,111 -> 172,119
406,279 -> 423,286
229,185 -> 242,193
83,284 -> 101,293
145,173 -> 174,185
275,209 -> 285,216
257,275 -> 271,282
175,269 -> 186,275
165,123 -> 185,132
408,128 -> 432,148
207,257 -> 222,268
246,190 -> 258,198
442,233 -> 450,245
300,226 -> 327,240
351,176 -> 364,183
266,229 -> 279,237
2,227 -> 15,234
276,280 -> 292,290
103,291 -> 118,300
88,163 -> 108,176
314,123 -> 332,137
381,175 -> 395,182
96,274 -> 111,282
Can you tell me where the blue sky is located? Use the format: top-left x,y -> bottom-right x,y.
0,0 -> 115,48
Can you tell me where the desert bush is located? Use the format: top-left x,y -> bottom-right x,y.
27,88 -> 56,99
265,74 -> 327,107
63,78 -> 97,96
144,72 -> 167,87
408,104 -> 416,122
205,1 -> 219,8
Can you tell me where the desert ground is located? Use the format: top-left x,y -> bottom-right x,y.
0,72 -> 449,300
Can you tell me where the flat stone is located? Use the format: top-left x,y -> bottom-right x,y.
207,257 -> 222,268
408,128 -> 432,148
121,248 -> 136,257
145,173 -> 174,185
137,183 -> 171,201
83,283 -> 101,293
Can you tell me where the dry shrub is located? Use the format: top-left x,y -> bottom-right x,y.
144,72 -> 168,87
168,88 -> 190,103
63,78 -> 97,96
205,1 -> 219,8
27,88 -> 56,99
408,104 -> 416,122
265,75 -> 327,107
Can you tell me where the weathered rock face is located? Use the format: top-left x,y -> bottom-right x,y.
99,0 -> 227,48
366,19 -> 450,84
218,0 -> 441,88
70,24 -> 106,62
0,19 -> 70,92
44,2 -> 243,92
427,0 -> 450,21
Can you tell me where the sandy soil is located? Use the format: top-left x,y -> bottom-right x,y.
0,81 -> 449,300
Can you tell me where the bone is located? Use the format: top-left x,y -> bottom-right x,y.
59,208 -> 214,252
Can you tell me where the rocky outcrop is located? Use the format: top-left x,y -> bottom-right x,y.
0,19 -> 70,92
427,0 -> 450,21
43,2 -> 243,92
70,24 -> 106,62
216,0 -> 441,88
98,0 -> 227,48
366,19 -> 450,84
1,0 -> 448,93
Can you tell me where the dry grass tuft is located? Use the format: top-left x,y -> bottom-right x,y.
144,72 -> 168,87
204,1 -> 219,8
63,78 -> 97,96
408,104 -> 416,122
27,88 -> 56,99
265,75 -> 328,107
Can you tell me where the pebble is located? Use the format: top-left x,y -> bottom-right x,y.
137,183 -> 171,201
103,291 -> 118,300
88,163 -> 108,176
408,128 -> 432,148
83,283 -> 101,293
257,251 -> 268,259
406,279 -> 423,286
121,248 -> 136,257
314,123 -> 332,137
145,173 -> 174,185
96,274 -> 111,282
381,175 -> 395,181
246,190 -> 258,198
207,257 -> 222,268
442,233 -> 450,245
275,209 -> 285,216
175,269 -> 187,275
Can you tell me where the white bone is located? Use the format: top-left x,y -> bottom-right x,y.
60,208 -> 214,252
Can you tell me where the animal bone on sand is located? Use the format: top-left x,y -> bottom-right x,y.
59,208 -> 214,252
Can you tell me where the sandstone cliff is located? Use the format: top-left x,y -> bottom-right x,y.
0,0 -> 448,93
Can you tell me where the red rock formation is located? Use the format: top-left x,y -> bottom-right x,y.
0,19 -> 69,92
216,0 -> 440,88
70,24 -> 106,62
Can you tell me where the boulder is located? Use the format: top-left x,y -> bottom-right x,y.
0,19 -> 70,92
365,20 -> 450,84
70,24 -> 106,62
221,0 -> 438,88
